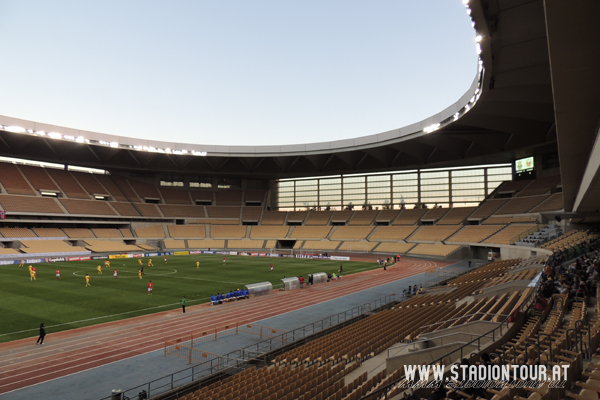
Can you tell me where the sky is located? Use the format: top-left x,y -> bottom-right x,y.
0,1 -> 477,146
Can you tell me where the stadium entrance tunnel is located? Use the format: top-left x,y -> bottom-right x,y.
276,240 -> 296,250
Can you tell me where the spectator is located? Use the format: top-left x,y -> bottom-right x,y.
308,274 -> 314,287
299,276 -> 305,289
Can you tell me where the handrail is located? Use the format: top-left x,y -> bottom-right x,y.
418,313 -> 508,334
386,331 -> 498,358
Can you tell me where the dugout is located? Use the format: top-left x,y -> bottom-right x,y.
281,277 -> 300,291
311,272 -> 328,285
245,281 -> 273,298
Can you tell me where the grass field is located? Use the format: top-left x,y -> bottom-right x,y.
0,254 -> 380,343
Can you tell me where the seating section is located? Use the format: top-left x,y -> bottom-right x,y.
530,192 -> 563,212
159,187 -> 191,204
304,211 -> 332,226
215,190 -> 242,206
370,226 -> 417,241
244,189 -> 266,204
191,191 -> 213,203
168,225 -> 205,238
409,225 -> 461,242
89,229 -> 120,238
46,169 -> 90,199
483,224 -> 538,245
159,204 -> 205,218
286,211 -> 308,223
120,228 -> 134,238
210,225 -> 246,238
330,210 -> 353,223
0,163 -> 35,195
392,208 -> 427,225
64,228 -> 96,238
83,240 -> 142,253
408,243 -> 460,257
446,225 -> 505,243
290,226 -> 331,239
111,175 -> 141,202
135,203 -> 163,217
163,239 -> 186,249
0,227 -> 36,238
373,242 -> 416,253
420,207 -> 449,222
0,195 -> 64,214
301,240 -> 341,250
348,210 -> 378,225
497,179 -> 532,194
188,239 -> 224,249
437,207 -> 476,224
374,210 -> 399,223
0,248 -> 22,255
494,195 -> 549,215
110,202 -> 141,217
19,165 -> 59,191
517,174 -> 560,196
540,230 -> 596,251
32,228 -> 66,237
20,240 -> 87,254
337,241 -> 379,252
59,199 -> 117,216
128,179 -> 162,200
261,211 -> 287,225
329,226 -> 374,240
241,207 -> 262,222
206,206 -> 240,219
71,171 -> 109,196
227,240 -> 265,249
482,216 -> 537,224
469,198 -> 510,220
95,175 -> 128,201
135,225 -> 166,238
250,226 -> 290,239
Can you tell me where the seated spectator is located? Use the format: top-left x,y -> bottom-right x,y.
210,294 -> 217,305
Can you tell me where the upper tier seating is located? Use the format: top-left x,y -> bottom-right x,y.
215,190 -> 242,206
190,191 -> 214,203
0,227 -> 36,238
168,225 -> 205,238
109,202 -> 140,217
0,163 -> 35,195
95,175 -> 128,201
370,226 -> 418,241
32,228 -> 66,237
163,239 -> 186,249
159,187 -> 192,204
286,211 -> 308,224
331,210 -> 353,224
71,171 -> 109,196
329,226 -> 374,240
227,240 -> 265,249
530,192 -> 563,212
437,207 -> 476,225
483,224 -> 537,245
261,211 -> 287,225
135,203 -> 163,217
494,195 -> 548,215
373,242 -> 416,253
120,228 -> 134,238
20,240 -> 87,254
482,216 -> 537,224
290,226 -> 331,239
83,240 -> 142,253
409,225 -> 461,242
301,240 -> 340,250
210,225 -> 246,238
206,206 -> 240,219
188,239 -> 224,249
59,199 -> 117,216
446,225 -> 505,243
243,189 -> 266,204
392,208 -> 427,225
19,165 -> 59,191
64,228 -> 95,238
469,198 -> 510,220
46,169 -> 90,199
0,248 -> 22,255
375,210 -> 400,223
241,207 -> 262,222
90,228 -> 120,238
250,226 -> 290,239
338,241 -> 379,252
540,230 -> 595,251
111,176 -> 141,202
128,179 -> 162,200
159,204 -> 206,218
0,195 -> 64,214
517,174 -> 561,196
421,207 -> 449,222
135,225 -> 166,238
496,179 -> 532,194
348,210 -> 378,225
408,243 -> 460,257
304,211 -> 333,225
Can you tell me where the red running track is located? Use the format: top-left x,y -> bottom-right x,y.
0,258 -> 451,394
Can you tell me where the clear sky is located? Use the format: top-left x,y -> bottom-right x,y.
0,1 -> 477,146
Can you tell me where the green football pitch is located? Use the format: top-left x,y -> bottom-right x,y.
0,254 -> 380,343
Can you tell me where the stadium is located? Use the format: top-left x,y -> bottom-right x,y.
0,1 -> 599,400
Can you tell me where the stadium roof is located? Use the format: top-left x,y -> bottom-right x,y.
0,0 -> 598,216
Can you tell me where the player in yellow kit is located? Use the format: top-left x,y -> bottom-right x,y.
148,258 -> 153,267
196,261 -> 200,269
85,274 -> 91,287
97,265 -> 102,274
30,270 -> 36,281
19,259 -> 24,267
138,258 -> 143,267
138,269 -> 142,279
28,264 -> 33,273
104,260 -> 110,268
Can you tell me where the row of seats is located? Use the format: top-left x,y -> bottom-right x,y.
0,227 -> 133,239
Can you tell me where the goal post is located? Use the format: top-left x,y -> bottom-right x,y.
349,245 -> 369,253
271,248 -> 293,256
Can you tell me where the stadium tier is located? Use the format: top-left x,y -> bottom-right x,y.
329,226 -> 374,240
446,225 -> 505,243
168,225 -> 206,238
369,226 -> 417,241
290,226 -> 331,239
250,226 -> 290,239
348,210 -> 378,225
304,211 -> 333,225
408,225 -> 461,242
392,208 -> 427,225
436,206 -> 476,224
210,225 -> 246,238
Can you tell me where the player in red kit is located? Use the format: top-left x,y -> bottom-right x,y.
55,268 -> 61,280
148,281 -> 153,295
